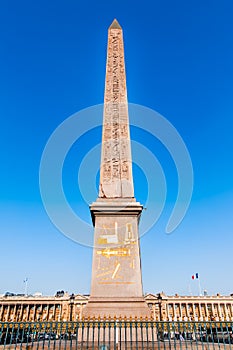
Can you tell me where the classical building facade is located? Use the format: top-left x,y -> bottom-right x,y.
1,293 -> 233,322
0,293 -> 88,323
145,293 -> 233,322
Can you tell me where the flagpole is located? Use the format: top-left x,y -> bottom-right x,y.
24,278 -> 28,296
188,283 -> 192,296
198,277 -> 202,296
192,273 -> 202,296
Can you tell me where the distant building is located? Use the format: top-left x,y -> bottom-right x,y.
1,293 -> 233,322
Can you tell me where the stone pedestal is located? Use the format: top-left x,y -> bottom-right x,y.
83,297 -> 150,319
83,199 -> 150,319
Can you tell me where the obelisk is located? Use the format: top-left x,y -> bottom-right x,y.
84,19 -> 150,319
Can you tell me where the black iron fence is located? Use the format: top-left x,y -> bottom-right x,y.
0,321 -> 233,349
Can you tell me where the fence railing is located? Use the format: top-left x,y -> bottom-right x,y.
0,321 -> 233,349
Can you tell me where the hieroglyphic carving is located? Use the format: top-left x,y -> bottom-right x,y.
99,21 -> 134,197
121,161 -> 129,180
102,162 -> 111,182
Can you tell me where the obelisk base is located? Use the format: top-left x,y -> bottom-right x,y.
83,297 -> 151,319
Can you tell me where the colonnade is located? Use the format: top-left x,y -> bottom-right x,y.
0,300 -> 86,322
1,294 -> 233,322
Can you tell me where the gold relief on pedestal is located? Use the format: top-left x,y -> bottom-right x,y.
95,223 -> 137,285
97,247 -> 130,258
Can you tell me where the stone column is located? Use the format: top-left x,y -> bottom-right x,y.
205,303 -> 208,320
19,304 -> 23,321
26,305 -> 30,321
53,304 -> 56,320
223,304 -> 228,319
6,305 -> 10,321
178,304 -> 182,319
13,305 -> 16,321
173,304 -> 176,320
194,304 -> 198,320
230,304 -> 233,320
15,305 -> 18,321
1,306 -> 5,321
58,304 -> 61,321
165,303 -> 169,321
217,303 -> 222,319
41,305 -> 45,320
198,304 -> 202,320
42,305 -> 45,320
46,304 -> 49,320
189,303 -> 194,320
32,305 -> 36,321
185,303 -> 189,320
80,304 -> 84,321
54,305 -> 57,321
0,305 -> 3,321
211,303 -> 215,319
34,306 -> 37,321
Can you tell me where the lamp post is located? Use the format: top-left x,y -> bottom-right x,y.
157,293 -> 162,321
69,294 -> 75,322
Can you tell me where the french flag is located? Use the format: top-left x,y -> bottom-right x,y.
192,273 -> 199,280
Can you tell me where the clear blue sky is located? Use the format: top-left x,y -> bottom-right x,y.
0,0 -> 233,297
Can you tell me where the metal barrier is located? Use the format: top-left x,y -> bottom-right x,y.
0,321 -> 233,349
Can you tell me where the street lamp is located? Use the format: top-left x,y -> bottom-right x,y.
69,294 -> 75,321
157,293 -> 162,321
